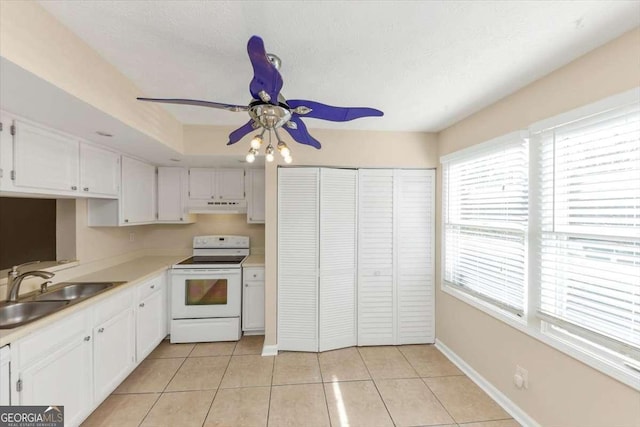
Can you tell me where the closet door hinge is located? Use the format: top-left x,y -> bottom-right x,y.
10,124 -> 16,136
16,379 -> 22,392
10,170 -> 16,180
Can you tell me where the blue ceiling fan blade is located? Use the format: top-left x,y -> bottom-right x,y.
137,97 -> 247,111
247,36 -> 283,104
282,116 -> 322,149
227,120 -> 257,145
287,99 -> 383,121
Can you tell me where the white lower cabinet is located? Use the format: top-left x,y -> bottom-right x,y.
13,310 -> 93,427
93,304 -> 135,401
135,275 -> 167,361
0,345 -> 11,405
242,267 -> 265,332
11,272 -> 167,426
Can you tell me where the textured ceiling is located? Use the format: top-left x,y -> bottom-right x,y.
39,1 -> 640,132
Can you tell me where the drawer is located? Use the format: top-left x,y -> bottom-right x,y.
16,309 -> 90,369
136,274 -> 164,300
243,267 -> 264,281
93,288 -> 133,326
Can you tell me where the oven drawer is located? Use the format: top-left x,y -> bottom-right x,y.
170,318 -> 241,343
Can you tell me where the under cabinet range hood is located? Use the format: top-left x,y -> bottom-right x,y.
188,200 -> 247,214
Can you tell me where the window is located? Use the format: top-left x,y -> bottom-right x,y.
441,88 -> 640,389
533,96 -> 640,368
441,132 -> 529,317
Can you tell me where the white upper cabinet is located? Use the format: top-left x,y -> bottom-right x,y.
121,156 -> 156,224
189,168 -> 245,200
246,169 -> 265,223
13,119 -> 79,193
157,167 -> 194,223
217,168 -> 245,199
79,143 -> 119,197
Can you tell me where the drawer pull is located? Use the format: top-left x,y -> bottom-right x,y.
139,303 -> 145,308
150,284 -> 155,289
71,185 -> 77,190
98,327 -> 104,333
84,336 -> 91,341
83,187 -> 89,192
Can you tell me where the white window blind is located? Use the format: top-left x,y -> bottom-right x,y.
535,100 -> 640,359
442,132 -> 529,315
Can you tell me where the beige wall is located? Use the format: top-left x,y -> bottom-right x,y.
436,28 -> 640,426
0,1 -> 183,152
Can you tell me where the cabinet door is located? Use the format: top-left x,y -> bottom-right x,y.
19,333 -> 93,426
80,143 -> 119,197
396,170 -> 435,344
247,169 -> 265,223
14,120 -> 79,192
121,156 -> 156,224
358,170 -> 395,346
136,289 -> 165,361
243,279 -> 265,331
319,168 -> 357,351
189,168 -> 214,199
94,308 -> 135,401
216,168 -> 245,200
278,168 -> 319,352
158,167 -> 185,221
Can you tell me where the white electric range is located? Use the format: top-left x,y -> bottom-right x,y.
170,235 -> 249,343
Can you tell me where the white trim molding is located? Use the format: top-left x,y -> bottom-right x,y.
435,339 -> 540,427
261,344 -> 278,357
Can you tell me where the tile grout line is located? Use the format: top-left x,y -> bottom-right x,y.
266,345 -> 276,427
316,352 -> 333,426
356,346 -> 397,427
136,342 -> 193,427
199,342 -> 236,427
396,345 -> 458,425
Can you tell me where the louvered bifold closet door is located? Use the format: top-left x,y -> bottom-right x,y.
358,170 -> 396,345
278,168 -> 319,352
396,170 -> 435,344
319,168 -> 358,351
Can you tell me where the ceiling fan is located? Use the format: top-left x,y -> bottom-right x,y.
137,35 -> 383,164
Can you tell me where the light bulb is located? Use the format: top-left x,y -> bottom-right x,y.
277,141 -> 290,157
250,135 -> 263,149
284,155 -> 293,164
246,150 -> 256,163
265,144 -> 275,162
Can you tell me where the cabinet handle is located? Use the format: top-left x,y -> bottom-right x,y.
150,284 -> 155,289
98,327 -> 104,333
83,187 -> 89,192
180,217 -> 183,221
84,336 -> 91,341
253,274 -> 257,278
124,219 -> 129,223
211,196 -> 215,199
71,185 -> 77,190
245,284 -> 248,287
139,303 -> 145,308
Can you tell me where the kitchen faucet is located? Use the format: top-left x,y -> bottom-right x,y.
6,261 -> 55,301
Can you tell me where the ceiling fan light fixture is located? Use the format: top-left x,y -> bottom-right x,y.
246,148 -> 258,163
250,134 -> 263,149
265,144 -> 275,162
277,141 -> 290,158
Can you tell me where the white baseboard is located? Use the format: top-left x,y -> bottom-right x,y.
243,330 -> 265,336
262,344 -> 278,356
435,339 -> 540,427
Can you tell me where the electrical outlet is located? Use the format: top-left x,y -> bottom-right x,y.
514,365 -> 529,389
129,233 -> 135,242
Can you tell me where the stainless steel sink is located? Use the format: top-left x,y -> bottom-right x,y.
0,301 -> 70,329
34,282 -> 115,301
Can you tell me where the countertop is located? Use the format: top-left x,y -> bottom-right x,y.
0,255 -> 185,347
243,254 -> 265,267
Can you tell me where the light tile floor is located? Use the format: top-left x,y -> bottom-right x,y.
82,335 -> 520,427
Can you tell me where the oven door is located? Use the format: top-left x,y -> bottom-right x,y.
171,269 -> 241,319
